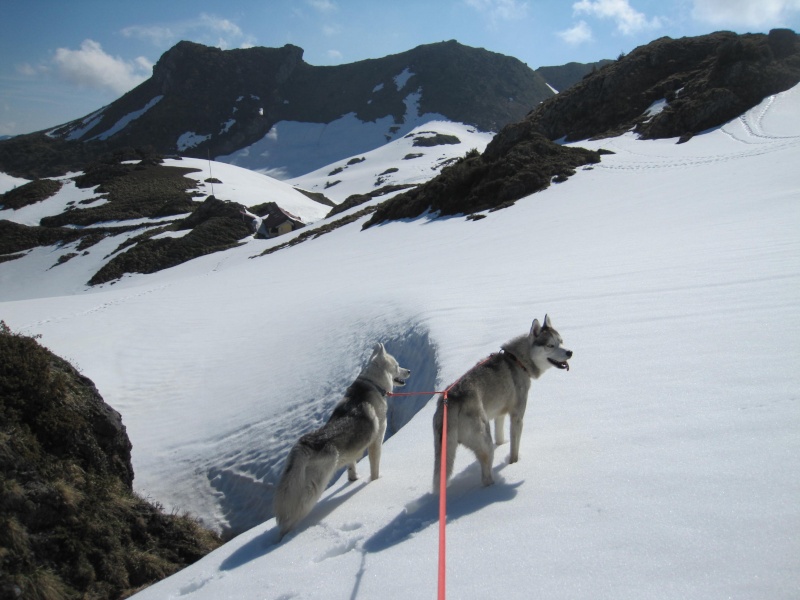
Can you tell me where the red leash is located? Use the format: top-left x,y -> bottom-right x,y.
387,354 -> 496,600
438,389 -> 449,600
386,386 -> 450,599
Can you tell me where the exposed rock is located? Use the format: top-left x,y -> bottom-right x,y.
0,179 -> 62,210
527,30 -> 800,142
364,30 -> 800,226
88,195 -> 254,285
175,194 -> 249,230
535,59 -> 615,92
364,131 -> 599,226
0,322 -> 221,599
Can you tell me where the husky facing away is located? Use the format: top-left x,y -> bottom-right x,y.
433,315 -> 572,490
274,343 -> 411,538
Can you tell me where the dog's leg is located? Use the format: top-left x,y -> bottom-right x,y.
368,440 -> 382,480
368,418 -> 386,480
275,443 -> 337,537
494,414 -> 507,445
509,413 -> 524,463
477,418 -> 495,485
347,463 -> 358,481
461,415 -> 495,486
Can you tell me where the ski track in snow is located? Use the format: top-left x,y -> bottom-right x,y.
587,85 -> 800,172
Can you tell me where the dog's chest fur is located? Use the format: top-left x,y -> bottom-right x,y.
450,353 -> 531,418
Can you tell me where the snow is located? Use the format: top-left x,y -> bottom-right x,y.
289,120 -> 493,204
215,105 -> 451,178
90,95 -> 163,141
63,109 -> 105,140
0,173 -> 101,226
1,84 -> 799,599
644,97 -> 667,117
393,67 -> 414,90
177,131 -> 212,151
0,172 -> 30,194
164,157 -> 331,224
0,158 -> 331,301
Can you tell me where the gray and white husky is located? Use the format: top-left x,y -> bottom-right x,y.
433,315 -> 572,490
274,343 -> 411,538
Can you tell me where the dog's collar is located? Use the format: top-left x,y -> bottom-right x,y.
355,377 -> 389,397
501,349 -> 531,376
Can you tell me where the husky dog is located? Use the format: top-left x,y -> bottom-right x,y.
433,315 -> 571,490
274,343 -> 411,538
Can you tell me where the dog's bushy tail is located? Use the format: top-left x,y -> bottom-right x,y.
274,440 -> 338,538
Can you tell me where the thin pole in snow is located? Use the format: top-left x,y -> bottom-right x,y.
207,149 -> 215,196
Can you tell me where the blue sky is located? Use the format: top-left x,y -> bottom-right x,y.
1,0 -> 798,136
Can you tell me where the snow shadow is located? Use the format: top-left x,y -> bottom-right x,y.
219,478 -> 368,571
362,464 -> 522,554
382,327 -> 439,438
209,324 -> 439,537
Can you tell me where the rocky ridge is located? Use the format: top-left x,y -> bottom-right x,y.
365,29 -> 800,225
0,322 -> 222,599
0,40 -> 554,180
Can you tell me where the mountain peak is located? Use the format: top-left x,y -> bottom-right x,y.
0,40 -> 552,179
151,41 -> 306,93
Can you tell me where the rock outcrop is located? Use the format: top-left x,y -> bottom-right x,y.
0,322 -> 221,599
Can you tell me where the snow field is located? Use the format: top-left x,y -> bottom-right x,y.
0,85 -> 798,599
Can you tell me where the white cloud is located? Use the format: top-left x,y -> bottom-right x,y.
121,24 -> 176,47
573,0 -> 662,35
52,39 -> 151,95
691,0 -> 800,27
199,13 -> 245,47
327,49 -> 344,61
307,0 -> 338,12
558,20 -> 594,44
16,63 -> 39,77
464,0 -> 530,27
122,13 -> 256,50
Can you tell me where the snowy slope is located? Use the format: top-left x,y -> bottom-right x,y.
164,157 -> 331,224
0,158 -> 328,301
1,85 -> 799,599
214,86 -> 452,179
289,120 -> 493,204
0,123 -> 488,302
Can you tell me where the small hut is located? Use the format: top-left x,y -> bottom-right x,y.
256,202 -> 305,239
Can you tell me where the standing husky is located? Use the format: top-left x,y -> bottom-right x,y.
433,315 -> 572,490
274,343 -> 411,538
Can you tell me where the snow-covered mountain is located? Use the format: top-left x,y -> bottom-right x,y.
0,120 -> 492,298
0,40 -> 552,181
1,77 -> 798,600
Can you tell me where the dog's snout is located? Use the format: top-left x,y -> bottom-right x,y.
566,350 -> 573,358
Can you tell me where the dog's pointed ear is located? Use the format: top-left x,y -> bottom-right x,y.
543,314 -> 553,330
371,342 -> 385,359
530,318 -> 542,338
